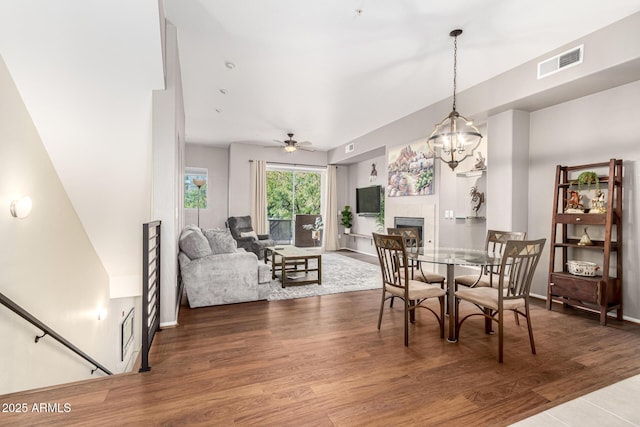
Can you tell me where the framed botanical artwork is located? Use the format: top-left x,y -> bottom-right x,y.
387,142 -> 434,197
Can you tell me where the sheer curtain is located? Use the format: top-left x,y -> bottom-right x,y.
250,160 -> 268,234
323,165 -> 339,250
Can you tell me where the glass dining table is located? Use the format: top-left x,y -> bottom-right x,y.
407,247 -> 505,342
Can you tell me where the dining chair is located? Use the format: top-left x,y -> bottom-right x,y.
387,227 -> 446,287
454,230 -> 527,289
373,233 -> 446,346
454,238 -> 546,362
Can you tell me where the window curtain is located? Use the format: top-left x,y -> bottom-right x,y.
323,165 -> 339,251
250,160 -> 268,234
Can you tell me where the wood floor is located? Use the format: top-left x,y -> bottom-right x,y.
2,276 -> 640,425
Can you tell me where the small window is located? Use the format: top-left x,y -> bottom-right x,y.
185,167 -> 207,209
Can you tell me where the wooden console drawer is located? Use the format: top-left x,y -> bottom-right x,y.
549,273 -> 600,304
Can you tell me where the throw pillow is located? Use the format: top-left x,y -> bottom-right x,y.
202,228 -> 237,254
240,230 -> 258,239
179,227 -> 212,260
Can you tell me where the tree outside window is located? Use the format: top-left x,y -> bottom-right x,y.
185,168 -> 207,209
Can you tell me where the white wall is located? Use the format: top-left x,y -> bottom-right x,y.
0,55 -> 134,394
0,1 -> 165,300
185,144 -> 229,229
152,21 -> 185,326
528,80 -> 640,319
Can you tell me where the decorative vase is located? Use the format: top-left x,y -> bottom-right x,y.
311,230 -> 320,241
344,228 -> 351,235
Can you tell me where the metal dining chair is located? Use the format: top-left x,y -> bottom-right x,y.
454,230 -> 526,289
454,238 -> 546,362
373,233 -> 446,346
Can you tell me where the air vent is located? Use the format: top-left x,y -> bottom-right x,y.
537,45 -> 583,79
345,143 -> 355,153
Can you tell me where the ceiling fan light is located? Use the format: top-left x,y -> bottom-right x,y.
284,145 -> 297,152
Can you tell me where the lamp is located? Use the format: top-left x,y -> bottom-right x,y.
428,29 -> 483,171
10,196 -> 32,219
192,179 -> 206,227
284,145 -> 297,153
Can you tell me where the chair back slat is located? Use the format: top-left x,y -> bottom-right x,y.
387,227 -> 420,251
498,239 -> 546,299
486,230 -> 527,275
373,233 -> 409,291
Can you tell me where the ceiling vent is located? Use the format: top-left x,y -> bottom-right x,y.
345,143 -> 355,153
537,45 -> 583,79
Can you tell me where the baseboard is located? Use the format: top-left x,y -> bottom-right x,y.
339,247 -> 377,258
160,320 -> 178,328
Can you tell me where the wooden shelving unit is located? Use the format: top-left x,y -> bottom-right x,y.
547,159 -> 623,325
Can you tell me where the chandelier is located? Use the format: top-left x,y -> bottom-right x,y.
428,29 -> 482,171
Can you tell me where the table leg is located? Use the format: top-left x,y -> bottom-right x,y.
447,263 -> 456,342
271,251 -> 276,280
281,257 -> 286,288
317,256 -> 322,285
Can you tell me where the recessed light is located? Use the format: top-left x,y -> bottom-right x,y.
219,88 -> 228,95
225,61 -> 235,69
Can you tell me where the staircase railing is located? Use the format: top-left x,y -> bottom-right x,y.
139,220 -> 161,372
0,291 -> 113,376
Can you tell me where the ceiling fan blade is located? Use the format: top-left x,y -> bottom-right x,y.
272,139 -> 285,144
298,140 -> 312,146
298,146 -> 316,152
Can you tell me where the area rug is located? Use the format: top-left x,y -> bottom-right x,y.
266,252 -> 382,301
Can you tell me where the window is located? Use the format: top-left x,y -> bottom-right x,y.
184,167 -> 207,209
266,164 -> 325,243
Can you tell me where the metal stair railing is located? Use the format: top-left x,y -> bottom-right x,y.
0,291 -> 112,376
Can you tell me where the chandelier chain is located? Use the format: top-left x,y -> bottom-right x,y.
452,34 -> 458,112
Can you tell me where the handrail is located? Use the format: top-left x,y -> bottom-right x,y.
0,291 -> 113,376
139,220 -> 161,372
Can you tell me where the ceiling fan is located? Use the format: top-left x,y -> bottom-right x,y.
269,133 -> 315,153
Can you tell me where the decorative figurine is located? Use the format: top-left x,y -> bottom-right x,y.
578,227 -> 594,246
474,152 -> 486,170
590,190 -> 607,214
470,186 -> 485,217
564,190 -> 584,213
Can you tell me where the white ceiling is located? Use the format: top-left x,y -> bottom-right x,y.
164,0 -> 640,151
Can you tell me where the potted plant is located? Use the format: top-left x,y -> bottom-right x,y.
340,205 -> 353,234
571,171 -> 600,192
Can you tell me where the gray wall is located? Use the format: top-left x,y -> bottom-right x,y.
185,144 -> 230,229
528,80 -> 640,319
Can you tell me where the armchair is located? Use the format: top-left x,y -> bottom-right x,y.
227,215 -> 275,259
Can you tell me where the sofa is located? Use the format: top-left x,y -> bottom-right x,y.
226,215 -> 275,259
178,225 -> 272,308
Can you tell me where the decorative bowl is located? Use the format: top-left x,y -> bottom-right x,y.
567,260 -> 599,277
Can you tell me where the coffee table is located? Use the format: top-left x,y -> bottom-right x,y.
265,246 -> 322,288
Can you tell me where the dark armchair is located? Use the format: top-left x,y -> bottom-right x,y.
227,216 -> 275,260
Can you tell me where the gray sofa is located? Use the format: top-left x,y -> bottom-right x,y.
178,225 -> 271,308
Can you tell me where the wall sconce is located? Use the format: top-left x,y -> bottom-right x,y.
10,196 -> 32,219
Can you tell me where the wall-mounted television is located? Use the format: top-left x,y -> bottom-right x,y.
356,185 -> 382,215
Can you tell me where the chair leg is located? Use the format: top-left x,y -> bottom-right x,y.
377,289 -> 386,330
514,311 -> 520,325
525,303 -> 536,355
484,308 -> 493,334
439,296 -> 445,339
404,297 -> 409,347
498,307 -> 504,363
390,296 -> 394,308
409,300 -> 416,324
